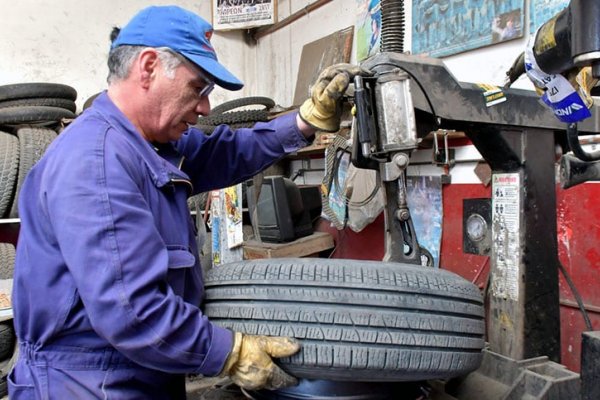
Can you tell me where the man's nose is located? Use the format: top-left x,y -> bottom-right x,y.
196,96 -> 211,116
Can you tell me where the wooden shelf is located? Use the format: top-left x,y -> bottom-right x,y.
242,231 -> 334,259
287,143 -> 328,159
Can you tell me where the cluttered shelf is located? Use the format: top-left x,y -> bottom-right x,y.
286,129 -> 348,159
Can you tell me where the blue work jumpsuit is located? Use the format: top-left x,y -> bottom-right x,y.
8,92 -> 308,399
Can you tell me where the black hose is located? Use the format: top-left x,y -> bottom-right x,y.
567,123 -> 600,162
380,0 -> 405,53
558,260 -> 594,331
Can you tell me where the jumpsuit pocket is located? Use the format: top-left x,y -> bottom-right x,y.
8,367 -> 36,400
166,247 -> 196,295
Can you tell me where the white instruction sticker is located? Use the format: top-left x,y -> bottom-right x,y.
491,173 -> 521,300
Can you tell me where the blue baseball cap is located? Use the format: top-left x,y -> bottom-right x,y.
111,5 -> 243,91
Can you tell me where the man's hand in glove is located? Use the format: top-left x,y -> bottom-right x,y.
220,332 -> 301,391
299,63 -> 370,132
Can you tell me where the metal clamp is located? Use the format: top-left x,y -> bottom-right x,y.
432,129 -> 455,167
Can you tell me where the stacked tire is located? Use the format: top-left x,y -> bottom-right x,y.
0,83 -> 76,128
196,96 -> 275,134
0,83 -> 73,396
0,242 -> 16,398
0,83 -> 74,218
0,127 -> 59,218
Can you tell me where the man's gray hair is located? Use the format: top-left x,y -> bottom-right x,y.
107,46 -> 183,84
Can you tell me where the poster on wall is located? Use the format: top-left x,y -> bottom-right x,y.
529,0 -> 568,33
212,0 -> 277,31
406,175 -> 443,268
355,0 -> 382,61
412,0 -> 525,58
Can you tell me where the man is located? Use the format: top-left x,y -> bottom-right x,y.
8,5 -> 365,399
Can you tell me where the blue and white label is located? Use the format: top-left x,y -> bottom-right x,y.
542,91 -> 591,123
524,33 -> 592,123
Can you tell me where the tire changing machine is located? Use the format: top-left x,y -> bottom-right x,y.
242,51 -> 597,400
349,0 -> 600,396
255,0 -> 599,397
224,1 -> 600,398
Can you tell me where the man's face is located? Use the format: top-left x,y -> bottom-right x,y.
145,55 -> 213,143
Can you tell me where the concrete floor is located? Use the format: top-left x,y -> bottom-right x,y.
185,377 -> 459,400
186,376 -> 246,400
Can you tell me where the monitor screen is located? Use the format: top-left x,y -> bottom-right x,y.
255,183 -> 277,227
246,176 -> 319,243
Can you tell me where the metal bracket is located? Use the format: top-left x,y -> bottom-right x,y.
380,153 -> 410,182
432,129 -> 456,167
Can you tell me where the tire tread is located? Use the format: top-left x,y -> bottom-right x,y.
205,258 -> 485,382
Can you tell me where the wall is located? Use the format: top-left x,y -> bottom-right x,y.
0,1 -> 533,110
253,0 -> 533,107
0,0 -> 251,111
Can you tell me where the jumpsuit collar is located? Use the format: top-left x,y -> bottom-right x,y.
92,91 -> 192,189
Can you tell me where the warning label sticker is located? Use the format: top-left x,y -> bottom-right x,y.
491,173 -> 521,300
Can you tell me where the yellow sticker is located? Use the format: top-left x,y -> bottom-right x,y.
476,83 -> 507,107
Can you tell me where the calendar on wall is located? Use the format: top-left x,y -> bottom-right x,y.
212,0 -> 276,31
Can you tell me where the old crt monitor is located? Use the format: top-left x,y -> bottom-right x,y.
246,176 -> 320,243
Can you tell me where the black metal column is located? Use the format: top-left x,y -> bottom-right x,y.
469,127 -> 561,362
362,52 -> 571,364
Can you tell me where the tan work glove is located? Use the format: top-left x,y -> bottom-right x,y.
565,66 -> 599,109
220,332 -> 300,391
299,63 -> 369,132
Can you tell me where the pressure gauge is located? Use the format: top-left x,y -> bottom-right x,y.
466,213 -> 487,242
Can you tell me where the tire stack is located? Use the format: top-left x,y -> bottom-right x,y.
0,83 -> 77,129
0,84 -> 74,396
195,96 -> 275,134
0,83 -> 76,219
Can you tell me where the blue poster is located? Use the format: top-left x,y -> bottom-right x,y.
327,152 -> 350,227
412,0 -> 524,57
529,0 -> 568,33
356,0 -> 382,61
406,176 -> 443,268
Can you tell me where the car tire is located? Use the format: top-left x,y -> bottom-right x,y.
0,243 -> 15,280
8,127 -> 57,218
0,132 -> 19,218
0,106 -> 75,126
197,109 -> 269,128
0,83 -> 77,102
0,97 -> 76,113
204,258 -> 485,382
211,96 -> 275,115
0,322 -> 15,362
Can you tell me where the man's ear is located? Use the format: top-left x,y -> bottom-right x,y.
137,49 -> 160,88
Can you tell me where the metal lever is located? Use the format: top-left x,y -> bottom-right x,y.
352,75 -> 379,170
354,75 -> 373,157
